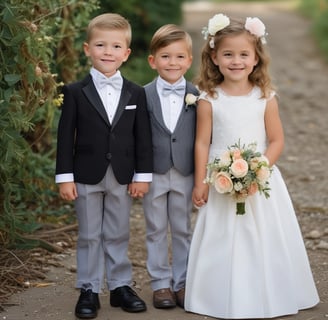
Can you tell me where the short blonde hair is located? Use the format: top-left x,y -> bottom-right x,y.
86,13 -> 132,47
149,24 -> 192,56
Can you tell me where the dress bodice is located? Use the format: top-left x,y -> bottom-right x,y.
200,86 -> 270,160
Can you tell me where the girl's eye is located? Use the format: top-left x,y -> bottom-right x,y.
114,45 -> 122,49
96,43 -> 103,47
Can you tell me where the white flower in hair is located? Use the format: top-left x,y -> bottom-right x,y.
245,17 -> 267,44
208,14 -> 230,36
202,13 -> 230,40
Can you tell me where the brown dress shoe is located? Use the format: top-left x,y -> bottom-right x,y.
153,288 -> 176,309
175,287 -> 185,308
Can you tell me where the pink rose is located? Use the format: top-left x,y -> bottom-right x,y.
248,182 -> 259,196
232,150 -> 242,160
214,172 -> 233,194
256,167 -> 271,183
245,17 -> 266,38
230,159 -> 248,178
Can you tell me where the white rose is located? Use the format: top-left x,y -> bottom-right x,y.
185,93 -> 198,106
234,181 -> 244,192
218,150 -> 232,167
208,14 -> 230,36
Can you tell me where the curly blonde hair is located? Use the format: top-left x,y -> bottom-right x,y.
197,17 -> 274,98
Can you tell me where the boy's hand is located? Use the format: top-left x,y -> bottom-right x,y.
59,182 -> 78,201
128,182 -> 150,198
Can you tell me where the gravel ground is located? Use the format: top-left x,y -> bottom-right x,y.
1,2 -> 327,320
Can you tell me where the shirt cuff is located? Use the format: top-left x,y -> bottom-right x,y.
133,173 -> 152,182
55,173 -> 74,183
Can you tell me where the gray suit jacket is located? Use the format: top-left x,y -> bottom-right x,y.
144,78 -> 199,176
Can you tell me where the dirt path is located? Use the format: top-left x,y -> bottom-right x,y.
1,2 -> 327,319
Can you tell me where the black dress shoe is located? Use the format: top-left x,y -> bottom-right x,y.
75,289 -> 100,319
110,285 -> 147,312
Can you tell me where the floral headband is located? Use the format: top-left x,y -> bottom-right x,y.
202,13 -> 267,48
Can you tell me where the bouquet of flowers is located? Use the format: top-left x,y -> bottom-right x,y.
204,141 -> 272,215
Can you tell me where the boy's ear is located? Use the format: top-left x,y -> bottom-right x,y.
187,55 -> 193,68
122,48 -> 132,62
148,55 -> 156,69
83,42 -> 90,57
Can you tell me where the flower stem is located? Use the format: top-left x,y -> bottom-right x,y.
236,202 -> 246,215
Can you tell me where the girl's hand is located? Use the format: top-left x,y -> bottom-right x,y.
192,184 -> 209,208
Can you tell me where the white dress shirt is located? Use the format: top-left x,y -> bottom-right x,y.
156,76 -> 186,133
91,67 -> 122,124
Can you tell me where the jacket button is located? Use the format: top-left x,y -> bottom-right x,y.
172,138 -> 176,142
106,153 -> 112,160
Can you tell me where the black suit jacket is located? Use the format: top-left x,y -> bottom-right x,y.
56,74 -> 153,185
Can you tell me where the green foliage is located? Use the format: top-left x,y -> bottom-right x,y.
299,0 -> 328,61
0,0 -> 186,249
0,0 -> 99,248
212,0 -> 290,2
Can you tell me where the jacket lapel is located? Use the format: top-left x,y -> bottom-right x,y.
82,75 -> 111,127
111,78 -> 131,129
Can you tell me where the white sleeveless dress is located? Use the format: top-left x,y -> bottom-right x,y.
185,87 -> 319,319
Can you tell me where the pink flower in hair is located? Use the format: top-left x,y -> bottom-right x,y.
245,17 -> 267,43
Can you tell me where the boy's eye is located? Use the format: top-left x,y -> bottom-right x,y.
96,43 -> 103,47
114,44 -> 122,49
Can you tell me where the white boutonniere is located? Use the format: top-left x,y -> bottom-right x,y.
185,93 -> 198,110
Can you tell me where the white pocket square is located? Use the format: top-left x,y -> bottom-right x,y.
125,105 -> 137,110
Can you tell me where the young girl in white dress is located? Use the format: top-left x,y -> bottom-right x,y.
185,13 -> 319,319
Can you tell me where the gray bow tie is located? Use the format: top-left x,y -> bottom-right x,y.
162,85 -> 185,97
98,75 -> 122,90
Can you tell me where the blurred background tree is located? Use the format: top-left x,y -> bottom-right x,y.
299,0 -> 328,62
